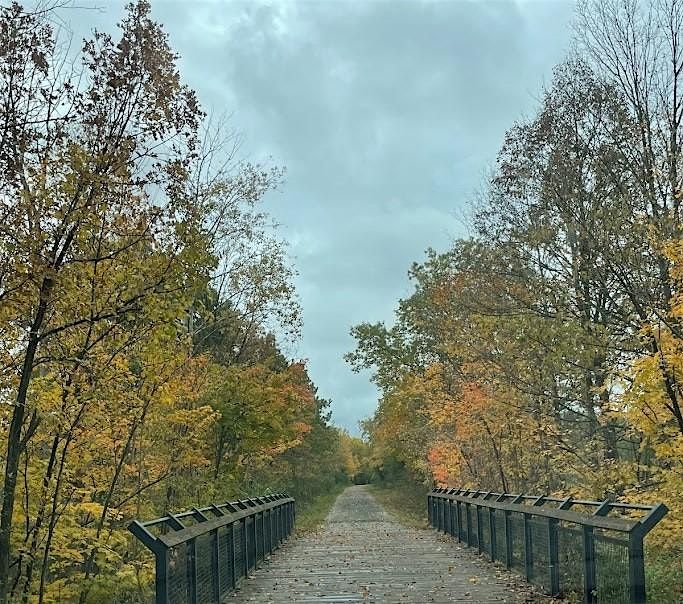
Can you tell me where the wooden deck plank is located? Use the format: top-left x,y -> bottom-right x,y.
231,486 -> 547,603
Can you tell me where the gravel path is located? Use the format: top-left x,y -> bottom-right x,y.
232,485 -> 547,603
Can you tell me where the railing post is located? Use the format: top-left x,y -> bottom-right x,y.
548,518 -> 559,595
281,503 -> 285,539
489,508 -> 496,562
493,493 -> 507,566
477,504 -> 484,555
481,492 -> 493,555
274,504 -> 279,545
628,531 -> 645,604
628,503 -> 668,604
267,508 -> 273,554
582,524 -> 596,604
252,512 -> 259,567
446,498 -> 452,535
285,501 -> 289,536
231,522 -> 238,588
128,519 -> 172,604
241,518 -> 249,577
155,549 -> 170,604
466,502 -> 472,546
455,501 -> 462,543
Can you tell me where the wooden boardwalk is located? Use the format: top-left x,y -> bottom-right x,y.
233,485 -> 545,603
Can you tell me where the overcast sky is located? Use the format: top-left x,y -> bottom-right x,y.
72,0 -> 575,433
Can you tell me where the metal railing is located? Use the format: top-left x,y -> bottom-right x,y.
129,493 -> 295,604
428,488 -> 667,604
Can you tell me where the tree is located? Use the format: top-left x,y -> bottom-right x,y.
0,1 -> 206,598
576,0 -> 683,437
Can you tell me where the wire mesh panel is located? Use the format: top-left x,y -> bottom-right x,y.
529,517 -> 550,591
233,521 -> 245,579
277,506 -> 283,543
557,524 -> 583,596
128,494 -> 295,604
494,511 -> 506,562
219,525 -> 234,598
470,506 -> 479,548
480,508 -> 490,555
264,510 -> 271,553
595,533 -> 630,603
426,489 -> 667,604
167,543 -> 188,604
509,513 -> 525,573
246,516 -> 256,572
256,513 -> 264,563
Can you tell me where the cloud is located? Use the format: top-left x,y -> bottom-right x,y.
68,0 -> 575,432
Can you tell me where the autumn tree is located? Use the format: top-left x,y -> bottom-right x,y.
576,0 -> 683,437
0,1 -> 211,598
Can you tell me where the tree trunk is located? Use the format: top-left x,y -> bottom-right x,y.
0,276 -> 53,603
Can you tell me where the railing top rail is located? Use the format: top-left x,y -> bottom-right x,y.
429,487 -> 667,535
129,493 -> 294,553
138,492 -> 290,529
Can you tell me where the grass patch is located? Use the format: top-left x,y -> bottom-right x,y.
646,549 -> 683,604
294,482 -> 348,534
368,481 -> 430,529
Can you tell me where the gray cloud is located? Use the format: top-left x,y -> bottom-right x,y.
69,0 -> 575,432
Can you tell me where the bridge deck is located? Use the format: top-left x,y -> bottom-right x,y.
233,485 -> 545,603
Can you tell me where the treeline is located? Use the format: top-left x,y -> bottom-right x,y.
0,2 -> 353,602
348,0 -> 683,589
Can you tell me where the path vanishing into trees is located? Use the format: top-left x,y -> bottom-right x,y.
233,486 -> 546,603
